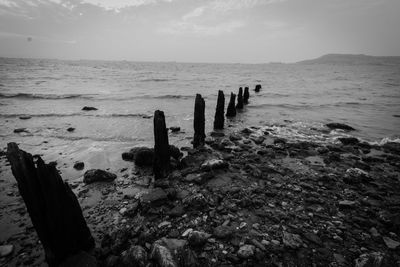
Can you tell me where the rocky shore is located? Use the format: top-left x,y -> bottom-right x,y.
2,123 -> 400,266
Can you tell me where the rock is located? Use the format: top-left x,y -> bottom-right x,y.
182,229 -> 193,237
119,207 -> 127,215
13,128 -> 28,133
82,106 -> 97,111
169,127 -> 181,132
67,127 -> 75,132
282,231 -> 303,249
73,161 -> 84,170
122,145 -> 181,164
141,188 -> 168,207
237,244 -> 255,259
169,145 -> 182,160
343,168 -> 370,184
188,231 -> 211,247
303,232 -> 322,245
326,123 -> 355,131
183,193 -> 207,209
213,225 -> 233,239
333,253 -> 346,266
167,205 -> 185,217
83,169 -> 116,184
184,172 -> 213,184
200,159 -> 228,171
150,241 -> 177,267
338,137 -> 359,145
229,133 -> 242,141
19,116 -> 32,120
338,200 -> 357,209
251,239 -> 266,251
382,236 -> 400,249
181,247 -> 199,267
0,244 -> 13,257
254,84 -> 262,92
121,245 -> 147,267
355,252 -> 384,267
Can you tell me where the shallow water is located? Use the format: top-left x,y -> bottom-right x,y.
0,57 -> 400,182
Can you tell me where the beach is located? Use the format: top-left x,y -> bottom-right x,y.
1,57 -> 400,266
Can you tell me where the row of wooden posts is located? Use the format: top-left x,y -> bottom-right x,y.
153,85 -> 260,179
5,84 -> 261,265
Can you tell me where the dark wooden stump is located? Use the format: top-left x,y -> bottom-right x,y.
193,94 -> 206,148
153,110 -> 170,179
6,143 -> 95,267
255,84 -> 262,92
236,87 -> 244,110
226,92 -> 236,117
243,87 -> 249,104
213,90 -> 225,130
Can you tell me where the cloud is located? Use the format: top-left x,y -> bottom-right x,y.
160,20 -> 245,36
80,0 -> 173,10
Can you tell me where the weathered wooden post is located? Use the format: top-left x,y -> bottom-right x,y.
236,87 -> 244,110
213,90 -> 225,130
243,87 -> 249,104
226,92 -> 236,117
193,94 -> 205,148
6,143 -> 95,267
255,84 -> 262,92
153,110 -> 170,179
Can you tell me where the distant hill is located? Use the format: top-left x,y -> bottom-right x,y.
297,54 -> 400,65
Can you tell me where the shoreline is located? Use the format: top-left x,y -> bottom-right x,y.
1,124 -> 400,266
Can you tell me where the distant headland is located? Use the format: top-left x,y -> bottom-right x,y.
297,53 -> 400,65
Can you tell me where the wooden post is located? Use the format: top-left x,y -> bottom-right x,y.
213,90 -> 225,130
226,92 -> 236,117
236,87 -> 244,110
193,94 -> 205,148
6,143 -> 95,267
255,84 -> 262,92
153,110 -> 170,179
243,87 -> 249,104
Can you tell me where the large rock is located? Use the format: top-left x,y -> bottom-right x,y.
121,245 -> 148,267
150,241 -> 177,267
355,252 -> 385,267
188,231 -> 211,247
122,145 -> 181,166
237,245 -> 255,259
0,244 -> 13,257
213,225 -> 234,239
326,123 -> 355,131
83,169 -> 116,184
141,188 -> 168,207
282,231 -> 303,249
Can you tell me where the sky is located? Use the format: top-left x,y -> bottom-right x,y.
0,0 -> 399,63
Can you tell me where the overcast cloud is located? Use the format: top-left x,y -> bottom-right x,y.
0,0 -> 399,62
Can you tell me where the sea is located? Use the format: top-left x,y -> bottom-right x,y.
0,57 -> 400,181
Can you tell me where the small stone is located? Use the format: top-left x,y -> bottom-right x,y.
213,225 -> 233,239
67,127 -> 75,132
158,221 -> 171,228
237,245 -> 255,259
82,106 -> 97,111
271,240 -> 280,246
0,245 -> 13,257
73,161 -> 84,170
369,227 -> 380,237
338,200 -> 357,208
119,207 -> 127,215
282,231 -> 303,249
19,116 -> 32,120
382,236 -> 400,249
261,240 -> 270,246
188,231 -> 211,247
169,127 -> 181,132
200,159 -> 228,171
13,128 -> 28,133
182,229 -> 193,237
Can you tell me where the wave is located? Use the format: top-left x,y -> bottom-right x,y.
0,93 -> 96,100
0,113 -> 153,119
138,78 -> 177,82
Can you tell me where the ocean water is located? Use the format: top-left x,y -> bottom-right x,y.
0,57 -> 400,180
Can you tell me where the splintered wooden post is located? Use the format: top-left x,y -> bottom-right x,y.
193,94 -> 206,148
213,90 -> 225,130
236,87 -> 244,109
243,87 -> 250,104
6,143 -> 95,267
153,110 -> 170,179
255,84 -> 262,92
226,92 -> 236,117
